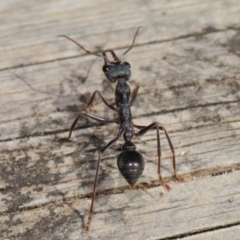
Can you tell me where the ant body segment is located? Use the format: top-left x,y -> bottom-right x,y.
56,27 -> 179,232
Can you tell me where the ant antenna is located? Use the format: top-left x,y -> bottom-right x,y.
121,26 -> 142,57
58,35 -> 110,63
59,27 -> 142,64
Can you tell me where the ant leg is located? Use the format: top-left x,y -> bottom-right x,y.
85,128 -> 124,232
134,122 -> 176,190
55,112 -> 118,141
130,85 -> 139,106
86,90 -> 117,112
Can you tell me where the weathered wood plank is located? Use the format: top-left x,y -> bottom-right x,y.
1,29 -> 240,212
0,0 -> 240,69
1,0 -> 240,239
183,225 -> 240,240
1,170 -> 239,239
1,30 -> 240,141
0,114 -> 239,212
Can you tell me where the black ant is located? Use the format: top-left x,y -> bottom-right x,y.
56,27 -> 179,232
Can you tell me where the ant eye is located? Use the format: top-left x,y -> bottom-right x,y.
102,65 -> 109,73
124,62 -> 131,68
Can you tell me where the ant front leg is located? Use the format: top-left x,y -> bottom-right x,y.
85,128 -> 124,232
86,90 -> 117,112
55,112 -> 117,141
130,85 -> 139,106
134,122 -> 177,190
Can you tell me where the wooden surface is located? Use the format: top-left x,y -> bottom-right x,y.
1,0 -> 240,239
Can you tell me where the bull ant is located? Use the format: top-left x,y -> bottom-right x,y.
56,27 -> 179,232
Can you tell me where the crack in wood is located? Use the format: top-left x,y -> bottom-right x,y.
160,220 -> 240,240
0,164 -> 239,217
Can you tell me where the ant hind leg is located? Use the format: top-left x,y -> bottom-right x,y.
133,122 -> 180,190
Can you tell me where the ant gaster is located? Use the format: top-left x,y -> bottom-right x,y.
56,27 -> 179,232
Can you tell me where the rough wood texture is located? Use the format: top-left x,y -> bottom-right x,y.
0,0 -> 240,239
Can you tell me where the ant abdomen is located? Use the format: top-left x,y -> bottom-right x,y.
117,150 -> 144,186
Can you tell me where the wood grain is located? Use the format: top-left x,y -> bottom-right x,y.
0,0 -> 240,239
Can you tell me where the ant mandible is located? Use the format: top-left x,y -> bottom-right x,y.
56,27 -> 179,232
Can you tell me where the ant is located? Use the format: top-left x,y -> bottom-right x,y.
56,27 -> 179,232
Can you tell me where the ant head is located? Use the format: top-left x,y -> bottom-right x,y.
102,54 -> 131,83
101,25 -> 142,83
59,26 -> 141,83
